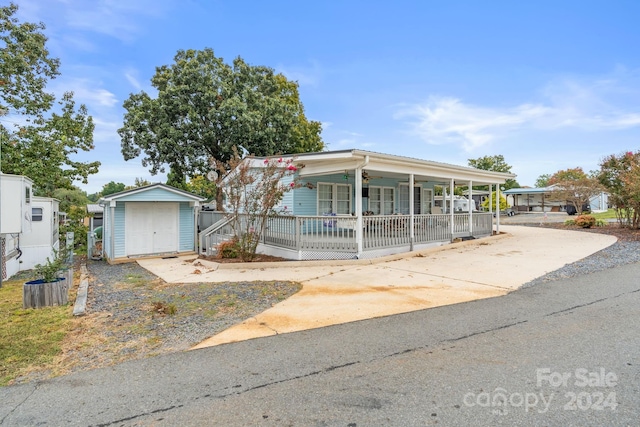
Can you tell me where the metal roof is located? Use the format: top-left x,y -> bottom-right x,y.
86,203 -> 104,214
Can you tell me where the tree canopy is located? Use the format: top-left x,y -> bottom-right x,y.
100,181 -> 126,196
467,154 -> 519,189
0,3 -> 98,196
535,173 -> 551,188
119,48 -> 324,184
547,167 -> 588,185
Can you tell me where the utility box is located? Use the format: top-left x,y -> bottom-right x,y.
1,173 -> 34,235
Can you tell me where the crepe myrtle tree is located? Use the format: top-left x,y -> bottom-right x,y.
599,150 -> 640,228
217,151 -> 303,261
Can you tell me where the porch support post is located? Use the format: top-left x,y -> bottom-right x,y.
355,165 -> 363,257
450,178 -> 455,237
489,185 -> 493,214
409,173 -> 414,250
495,184 -> 501,234
468,180 -> 473,236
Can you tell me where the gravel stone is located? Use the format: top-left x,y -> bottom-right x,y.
521,225 -> 640,288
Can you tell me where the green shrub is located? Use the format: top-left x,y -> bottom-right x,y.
575,214 -> 596,228
32,248 -> 67,282
564,219 -> 576,226
217,238 -> 240,259
595,219 -> 607,227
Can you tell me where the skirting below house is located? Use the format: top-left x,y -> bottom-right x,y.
257,240 -> 452,261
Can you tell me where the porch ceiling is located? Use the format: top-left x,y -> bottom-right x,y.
298,158 -> 508,186
258,149 -> 514,185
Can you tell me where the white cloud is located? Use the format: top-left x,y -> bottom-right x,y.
16,0 -> 177,44
63,0 -> 176,42
396,69 -> 640,152
124,69 -> 143,91
51,78 -> 118,108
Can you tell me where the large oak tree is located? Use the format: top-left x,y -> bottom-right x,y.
119,48 -> 323,193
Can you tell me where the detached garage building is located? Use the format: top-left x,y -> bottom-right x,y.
100,184 -> 205,263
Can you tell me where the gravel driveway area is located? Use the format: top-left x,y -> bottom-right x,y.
49,260 -> 301,375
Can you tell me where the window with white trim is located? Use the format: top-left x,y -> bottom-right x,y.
317,183 -> 352,215
398,184 -> 423,214
368,186 -> 395,215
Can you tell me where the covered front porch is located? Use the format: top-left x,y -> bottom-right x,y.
200,211 -> 494,260
200,149 -> 514,260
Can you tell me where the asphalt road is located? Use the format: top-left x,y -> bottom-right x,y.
1,262 -> 639,426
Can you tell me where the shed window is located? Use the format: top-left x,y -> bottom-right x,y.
32,207 -> 43,221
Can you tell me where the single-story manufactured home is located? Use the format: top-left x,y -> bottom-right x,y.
201,149 -> 515,261
99,184 -> 205,263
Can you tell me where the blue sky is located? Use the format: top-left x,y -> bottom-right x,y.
12,0 -> 640,194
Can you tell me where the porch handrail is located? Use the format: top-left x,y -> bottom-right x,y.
199,215 -> 233,256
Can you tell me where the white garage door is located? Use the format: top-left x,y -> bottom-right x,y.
125,202 -> 179,256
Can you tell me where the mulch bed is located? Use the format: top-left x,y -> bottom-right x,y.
536,222 -> 640,242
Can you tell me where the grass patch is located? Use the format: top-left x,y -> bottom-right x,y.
123,273 -> 147,287
590,209 -> 617,220
0,278 -> 74,386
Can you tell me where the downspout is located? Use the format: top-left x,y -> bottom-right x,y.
355,155 -> 369,258
110,202 -> 115,261
194,201 -> 201,253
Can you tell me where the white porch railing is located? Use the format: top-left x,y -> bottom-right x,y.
363,215 -> 410,249
268,215 -> 358,252
199,212 -> 493,258
413,214 -> 452,245
199,216 -> 234,256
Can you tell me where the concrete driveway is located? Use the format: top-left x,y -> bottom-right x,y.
136,225 -> 616,348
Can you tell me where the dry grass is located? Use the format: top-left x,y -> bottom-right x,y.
0,274 -> 77,386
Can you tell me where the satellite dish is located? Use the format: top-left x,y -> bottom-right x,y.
207,170 -> 218,182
